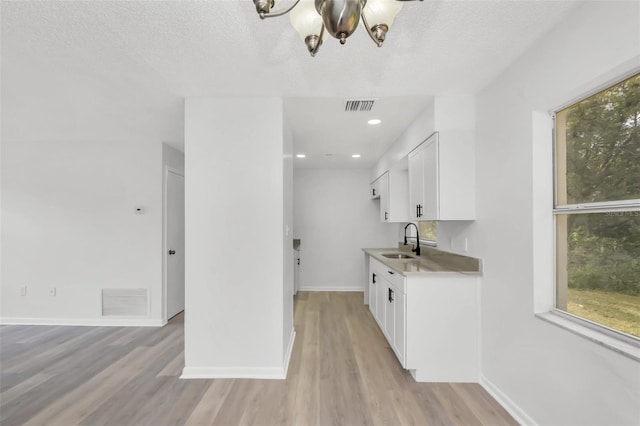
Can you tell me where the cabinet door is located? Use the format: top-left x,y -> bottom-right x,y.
422,137 -> 439,220
408,147 -> 424,220
394,289 -> 406,367
384,283 -> 396,343
369,269 -> 377,318
370,179 -> 378,199
376,272 -> 386,327
378,172 -> 390,222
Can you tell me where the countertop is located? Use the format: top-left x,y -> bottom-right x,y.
362,245 -> 482,276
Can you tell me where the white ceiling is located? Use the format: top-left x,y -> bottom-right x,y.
1,0 -> 580,168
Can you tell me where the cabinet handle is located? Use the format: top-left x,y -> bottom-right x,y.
416,204 -> 419,218
372,188 -> 376,196
387,270 -> 395,275
372,273 -> 376,284
384,211 -> 388,221
388,288 -> 394,303
297,258 -> 300,265
418,204 -> 423,218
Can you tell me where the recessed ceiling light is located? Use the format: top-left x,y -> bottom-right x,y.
368,119 -> 381,125
352,154 -> 361,158
296,154 -> 306,158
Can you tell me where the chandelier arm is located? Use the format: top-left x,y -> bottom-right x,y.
360,5 -> 383,47
259,0 -> 302,19
310,23 -> 326,56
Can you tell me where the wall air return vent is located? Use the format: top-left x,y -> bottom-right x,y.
344,99 -> 376,112
102,288 -> 148,317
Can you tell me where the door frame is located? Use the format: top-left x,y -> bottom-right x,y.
163,166 -> 185,324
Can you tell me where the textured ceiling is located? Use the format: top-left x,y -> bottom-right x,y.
1,0 -> 580,168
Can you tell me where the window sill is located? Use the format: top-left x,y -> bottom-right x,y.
405,237 -> 436,248
536,311 -> 640,362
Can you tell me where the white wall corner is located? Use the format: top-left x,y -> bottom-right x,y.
479,374 -> 537,426
283,328 -> 296,378
180,329 -> 296,381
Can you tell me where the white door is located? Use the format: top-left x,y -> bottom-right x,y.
166,170 -> 185,320
293,249 -> 300,295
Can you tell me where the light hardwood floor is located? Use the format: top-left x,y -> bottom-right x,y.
0,292 -> 517,426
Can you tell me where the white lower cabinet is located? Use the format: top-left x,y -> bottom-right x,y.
367,256 -> 478,382
383,282 -> 395,344
375,271 -> 385,326
368,259 -> 378,319
393,287 -> 406,366
380,268 -> 406,367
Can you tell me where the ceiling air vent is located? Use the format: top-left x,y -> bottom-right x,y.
345,99 -> 376,112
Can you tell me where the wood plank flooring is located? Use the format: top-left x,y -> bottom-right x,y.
0,292 -> 517,426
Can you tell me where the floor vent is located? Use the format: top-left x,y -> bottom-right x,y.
344,99 -> 376,112
102,288 -> 148,317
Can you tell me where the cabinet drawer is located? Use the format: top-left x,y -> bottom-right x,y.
370,257 -> 406,293
381,266 -> 405,293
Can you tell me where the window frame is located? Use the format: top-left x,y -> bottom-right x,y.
551,72 -> 640,345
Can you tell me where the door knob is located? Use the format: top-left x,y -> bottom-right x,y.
168,250 -> 176,255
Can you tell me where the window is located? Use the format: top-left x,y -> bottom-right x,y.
554,73 -> 640,339
418,221 -> 437,245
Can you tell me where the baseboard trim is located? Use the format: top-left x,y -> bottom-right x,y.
479,374 -> 537,426
283,328 -> 296,378
0,317 -> 165,327
181,366 -> 286,380
298,286 -> 363,292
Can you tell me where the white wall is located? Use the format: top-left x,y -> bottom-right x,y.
183,97 -> 292,378
371,100 -> 435,182
1,36 -> 183,326
1,139 -> 164,325
467,2 -> 640,425
163,143 -> 185,175
293,168 -> 397,291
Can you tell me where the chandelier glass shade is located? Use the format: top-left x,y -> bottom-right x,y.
252,0 -> 418,56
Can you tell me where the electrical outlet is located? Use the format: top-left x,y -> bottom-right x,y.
20,286 -> 27,296
50,287 -> 56,297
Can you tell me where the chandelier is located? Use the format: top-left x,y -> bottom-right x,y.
252,0 -> 420,57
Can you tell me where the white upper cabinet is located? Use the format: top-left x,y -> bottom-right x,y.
377,171 -> 389,222
408,144 -> 426,221
370,176 -> 381,199
408,131 -> 475,221
371,170 -> 409,223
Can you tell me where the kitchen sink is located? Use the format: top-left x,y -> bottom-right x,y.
381,253 -> 415,259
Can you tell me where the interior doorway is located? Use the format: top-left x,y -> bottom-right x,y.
165,167 -> 185,321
